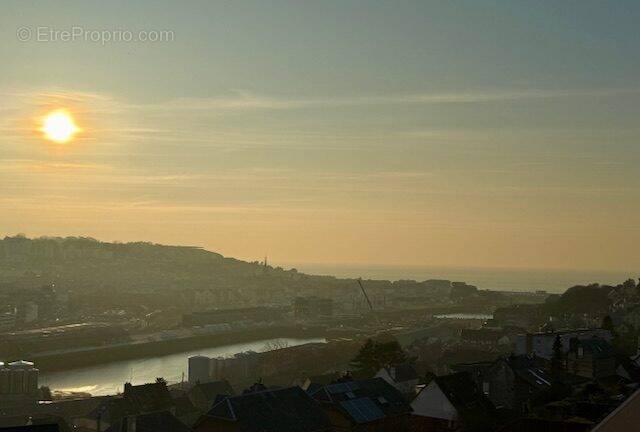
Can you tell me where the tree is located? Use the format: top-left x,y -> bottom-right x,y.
550,335 -> 565,379
350,338 -> 408,378
622,279 -> 636,291
602,315 -> 614,330
39,386 -> 52,400
602,315 -> 615,334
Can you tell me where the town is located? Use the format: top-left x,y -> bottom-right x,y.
3,1 -> 640,430
0,237 -> 638,431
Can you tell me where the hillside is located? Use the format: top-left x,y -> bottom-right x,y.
0,236 -> 514,315
0,235 -> 336,294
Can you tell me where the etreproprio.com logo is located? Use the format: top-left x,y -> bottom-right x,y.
17,26 -> 175,45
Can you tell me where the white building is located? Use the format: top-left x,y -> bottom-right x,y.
188,355 -> 211,384
411,372 -> 493,430
515,329 -> 612,359
0,360 -> 39,403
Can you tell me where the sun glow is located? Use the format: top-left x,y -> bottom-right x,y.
42,110 -> 79,143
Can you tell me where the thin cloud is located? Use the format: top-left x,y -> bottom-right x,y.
138,87 -> 640,112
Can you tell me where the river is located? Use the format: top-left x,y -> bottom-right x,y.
39,337 -> 324,396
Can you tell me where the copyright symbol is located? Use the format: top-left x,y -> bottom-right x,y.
17,27 -> 32,42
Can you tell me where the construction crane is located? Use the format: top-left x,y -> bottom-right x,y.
357,278 -> 380,325
357,278 -> 374,311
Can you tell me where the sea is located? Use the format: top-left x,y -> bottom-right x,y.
282,263 -> 635,294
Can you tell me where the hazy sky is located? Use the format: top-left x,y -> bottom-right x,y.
1,1 -> 639,270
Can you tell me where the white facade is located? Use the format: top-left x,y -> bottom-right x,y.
0,360 -> 39,395
188,355 -> 211,384
515,329 -> 612,359
411,381 -> 458,421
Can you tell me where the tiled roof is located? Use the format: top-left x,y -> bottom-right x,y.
302,372 -> 343,394
339,397 -> 385,423
574,339 -> 614,359
203,386 -> 330,432
123,381 -> 173,412
311,378 -> 411,423
433,372 -> 494,413
505,355 -> 553,390
87,397 -> 138,423
382,363 -> 420,383
189,380 -> 235,401
37,396 -> 111,419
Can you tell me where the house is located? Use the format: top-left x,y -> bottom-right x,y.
515,329 -> 612,359
311,378 -> 412,431
80,380 -> 174,431
35,396 -> 112,431
122,379 -> 173,413
411,372 -> 494,431
83,397 -> 138,431
187,380 -> 235,412
194,386 -> 331,432
566,338 -> 616,379
104,410 -> 191,432
299,372 -> 343,394
453,355 -> 553,412
374,363 -> 420,397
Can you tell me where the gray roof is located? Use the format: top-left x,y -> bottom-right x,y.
203,386 -> 330,432
381,363 -> 420,383
189,380 -> 235,401
311,378 -> 411,424
574,338 -> 615,359
432,373 -> 495,414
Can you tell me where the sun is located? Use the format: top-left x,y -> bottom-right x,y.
42,110 -> 80,143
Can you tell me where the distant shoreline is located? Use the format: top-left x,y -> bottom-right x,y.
281,263 -> 635,293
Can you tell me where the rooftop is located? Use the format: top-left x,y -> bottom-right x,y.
202,386 -> 330,432
311,378 -> 411,423
432,372 -> 494,414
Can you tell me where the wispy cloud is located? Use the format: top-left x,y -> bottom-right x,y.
6,85 -> 637,118
133,87 -> 640,113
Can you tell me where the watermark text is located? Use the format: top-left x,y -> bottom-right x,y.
17,26 -> 175,45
